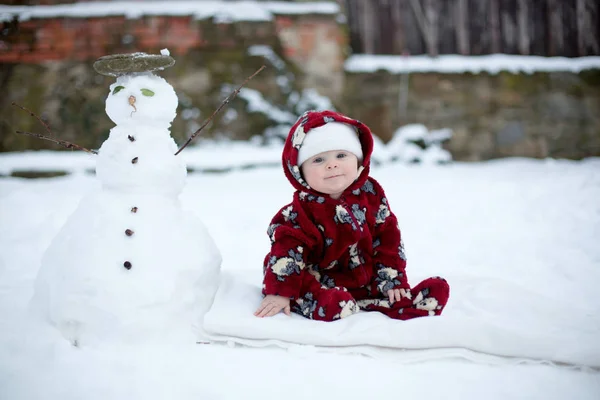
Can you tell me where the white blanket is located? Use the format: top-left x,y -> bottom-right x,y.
203,272 -> 600,368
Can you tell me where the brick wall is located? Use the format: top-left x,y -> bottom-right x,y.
1,12 -> 346,98
1,16 -> 249,61
0,10 -> 349,153
2,14 -> 341,64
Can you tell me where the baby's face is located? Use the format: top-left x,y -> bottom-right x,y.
300,150 -> 359,199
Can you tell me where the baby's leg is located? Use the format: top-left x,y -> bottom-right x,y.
292,276 -> 359,321
357,277 -> 450,320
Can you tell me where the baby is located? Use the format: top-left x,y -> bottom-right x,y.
254,110 -> 449,321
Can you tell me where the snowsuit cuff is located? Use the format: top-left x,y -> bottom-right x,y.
263,283 -> 300,300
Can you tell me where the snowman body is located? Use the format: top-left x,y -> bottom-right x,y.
32,72 -> 221,344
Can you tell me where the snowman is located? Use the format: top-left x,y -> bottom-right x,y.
30,50 -> 222,346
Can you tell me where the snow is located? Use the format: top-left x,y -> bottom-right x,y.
345,54 -> 600,74
235,87 -> 296,124
262,1 -> 339,16
376,124 -> 453,164
105,74 -> 177,128
0,127 -> 449,176
0,1 -> 340,23
27,69 -> 222,347
293,88 -> 334,112
1,154 -> 600,398
248,45 -> 286,71
100,73 -> 185,193
0,150 -> 97,175
247,45 -> 293,92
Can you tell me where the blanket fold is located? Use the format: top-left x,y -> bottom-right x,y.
203,272 -> 600,368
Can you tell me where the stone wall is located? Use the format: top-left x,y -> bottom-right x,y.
1,8 -> 600,160
0,12 -> 345,99
342,70 -> 600,160
0,12 -> 347,152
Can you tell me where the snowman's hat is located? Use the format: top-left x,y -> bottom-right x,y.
93,52 -> 175,77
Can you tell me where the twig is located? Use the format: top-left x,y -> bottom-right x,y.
12,102 -> 54,137
12,102 -> 98,154
16,130 -> 98,154
175,65 -> 266,156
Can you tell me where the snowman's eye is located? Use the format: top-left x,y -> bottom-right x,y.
140,88 -> 155,97
112,85 -> 125,95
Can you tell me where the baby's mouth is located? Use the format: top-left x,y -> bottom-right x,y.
325,174 -> 343,180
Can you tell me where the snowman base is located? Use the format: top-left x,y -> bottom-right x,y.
30,189 -> 222,346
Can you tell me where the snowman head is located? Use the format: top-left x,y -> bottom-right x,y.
105,73 -> 178,128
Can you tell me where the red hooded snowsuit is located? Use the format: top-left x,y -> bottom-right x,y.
262,110 -> 449,321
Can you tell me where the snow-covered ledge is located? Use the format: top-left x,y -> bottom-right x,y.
345,54 -> 600,75
0,1 -> 340,22
342,54 -> 600,160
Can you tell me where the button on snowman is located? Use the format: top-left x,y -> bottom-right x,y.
31,50 -> 222,345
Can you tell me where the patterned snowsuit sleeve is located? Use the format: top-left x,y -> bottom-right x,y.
262,205 -> 315,300
367,179 -> 410,295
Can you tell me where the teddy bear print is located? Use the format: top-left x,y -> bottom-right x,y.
362,180 -> 377,195
356,298 -> 392,309
293,292 -> 318,318
351,204 -> 367,226
398,238 -> 406,261
347,243 -> 364,270
372,238 -> 381,256
291,124 -> 307,149
268,246 -> 305,281
334,205 -> 357,230
308,264 -> 336,289
375,198 -> 390,225
281,205 -> 298,224
267,223 -> 281,244
287,160 -> 310,188
374,263 -> 403,293
299,191 -> 325,203
333,299 -> 359,320
412,288 -> 442,316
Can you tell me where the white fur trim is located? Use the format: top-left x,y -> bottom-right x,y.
297,122 -> 363,165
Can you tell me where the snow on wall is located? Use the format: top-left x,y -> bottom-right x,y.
345,54 -> 600,75
0,1 -> 340,23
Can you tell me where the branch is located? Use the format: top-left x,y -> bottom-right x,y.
12,102 -> 97,154
12,102 -> 55,136
15,130 -> 98,154
175,65 -> 266,156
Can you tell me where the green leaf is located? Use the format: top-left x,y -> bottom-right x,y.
112,85 -> 125,95
141,88 -> 155,97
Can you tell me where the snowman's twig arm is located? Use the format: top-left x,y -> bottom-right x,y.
12,102 -> 98,154
12,102 -> 54,137
15,130 -> 98,154
175,65 -> 266,156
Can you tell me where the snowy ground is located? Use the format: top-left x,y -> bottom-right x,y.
1,155 -> 600,399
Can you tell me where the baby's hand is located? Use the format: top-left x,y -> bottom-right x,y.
254,295 -> 291,318
399,288 -> 412,300
387,288 -> 412,304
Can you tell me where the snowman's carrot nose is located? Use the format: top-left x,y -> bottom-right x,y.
129,95 -> 137,116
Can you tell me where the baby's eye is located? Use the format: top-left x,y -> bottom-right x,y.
312,157 -> 324,163
337,153 -> 347,159
112,85 -> 125,95
140,88 -> 155,97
